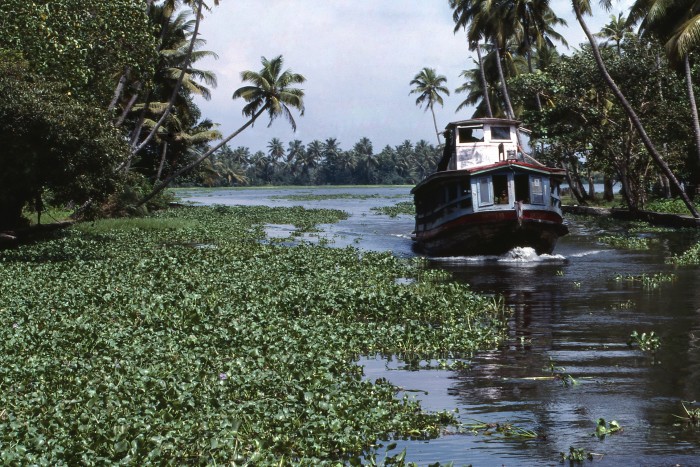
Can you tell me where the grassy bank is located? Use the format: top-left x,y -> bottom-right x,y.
0,205 -> 508,464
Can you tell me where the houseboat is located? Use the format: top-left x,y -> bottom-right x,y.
411,118 -> 568,256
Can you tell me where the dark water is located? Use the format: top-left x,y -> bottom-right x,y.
181,187 -> 700,466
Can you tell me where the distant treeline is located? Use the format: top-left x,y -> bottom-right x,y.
182,137 -> 442,187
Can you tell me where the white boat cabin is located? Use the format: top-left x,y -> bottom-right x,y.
444,118 -> 524,171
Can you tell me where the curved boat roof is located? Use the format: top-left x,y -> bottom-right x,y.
444,117 -> 521,129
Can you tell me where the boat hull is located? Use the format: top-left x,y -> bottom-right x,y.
412,209 -> 568,256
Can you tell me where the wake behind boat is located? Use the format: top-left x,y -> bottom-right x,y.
411,118 -> 568,256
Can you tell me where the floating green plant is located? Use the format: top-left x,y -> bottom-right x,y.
560,446 -> 594,463
667,242 -> 700,265
599,235 -> 651,250
673,402 -> 700,426
627,330 -> 661,352
0,205 -> 509,463
594,418 -> 622,438
371,201 -> 415,218
463,419 -> 539,438
615,272 -> 676,290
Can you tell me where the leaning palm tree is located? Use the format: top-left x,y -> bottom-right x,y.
410,67 -> 450,145
572,0 -> 698,217
137,55 -> 305,206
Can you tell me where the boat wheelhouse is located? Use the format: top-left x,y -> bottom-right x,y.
411,118 -> 568,256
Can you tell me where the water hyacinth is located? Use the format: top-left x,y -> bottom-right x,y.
0,205 -> 509,464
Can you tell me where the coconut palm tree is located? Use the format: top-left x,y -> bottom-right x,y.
596,12 -> 633,53
571,0 -> 698,217
409,67 -> 450,145
137,54 -> 305,206
450,0 -> 494,117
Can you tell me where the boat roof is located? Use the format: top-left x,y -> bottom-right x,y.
445,118 -> 521,130
411,160 -> 565,193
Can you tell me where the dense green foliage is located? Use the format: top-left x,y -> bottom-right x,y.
0,0 -> 156,103
0,53 -> 131,228
511,36 -> 694,210
0,206 -> 508,463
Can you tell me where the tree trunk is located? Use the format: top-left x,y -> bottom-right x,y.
108,67 -> 129,112
133,0 -> 205,154
587,172 -> 596,201
156,141 -> 168,182
115,81 -> 143,127
494,46 -> 516,119
603,175 -> 614,201
475,42 -> 493,118
561,161 -> 587,204
573,4 -> 699,218
137,105 -> 267,207
430,104 -> 442,146
684,53 -> 700,193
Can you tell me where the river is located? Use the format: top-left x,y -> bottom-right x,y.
180,186 -> 700,466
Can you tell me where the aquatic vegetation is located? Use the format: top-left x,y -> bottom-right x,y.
560,446 -> 594,463
673,402 -> 700,426
271,193 -> 406,201
463,420 -> 539,438
615,272 -> 676,290
646,197 -> 700,215
627,330 -> 661,352
610,299 -> 635,310
371,202 -> 415,218
598,234 -> 651,250
594,418 -> 622,438
0,205 -> 509,463
667,242 -> 700,265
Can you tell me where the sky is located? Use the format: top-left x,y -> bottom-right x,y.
192,1 -> 631,154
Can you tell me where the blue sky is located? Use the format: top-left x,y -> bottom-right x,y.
193,1 -> 630,153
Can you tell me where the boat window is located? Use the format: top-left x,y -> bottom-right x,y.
490,126 -> 512,141
493,174 -> 509,204
530,176 -> 544,204
458,127 -> 484,143
514,174 -> 529,203
478,177 -> 492,206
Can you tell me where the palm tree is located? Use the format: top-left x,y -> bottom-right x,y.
571,0 -> 698,217
137,55 -> 305,206
596,12 -> 633,53
450,0 -> 494,117
409,67 -> 450,145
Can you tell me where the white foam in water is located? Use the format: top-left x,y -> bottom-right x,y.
569,250 -> 603,258
497,246 -> 566,263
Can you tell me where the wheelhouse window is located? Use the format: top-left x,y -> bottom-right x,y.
490,126 -> 511,141
458,126 -> 484,143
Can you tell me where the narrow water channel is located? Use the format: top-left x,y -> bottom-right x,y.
182,187 -> 700,465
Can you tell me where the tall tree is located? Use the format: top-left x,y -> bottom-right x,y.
409,67 -> 450,145
572,0 -> 698,216
137,55 -> 305,206
450,0 -> 494,117
628,0 -> 700,190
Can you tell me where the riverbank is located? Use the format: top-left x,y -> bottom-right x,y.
563,205 -> 700,228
